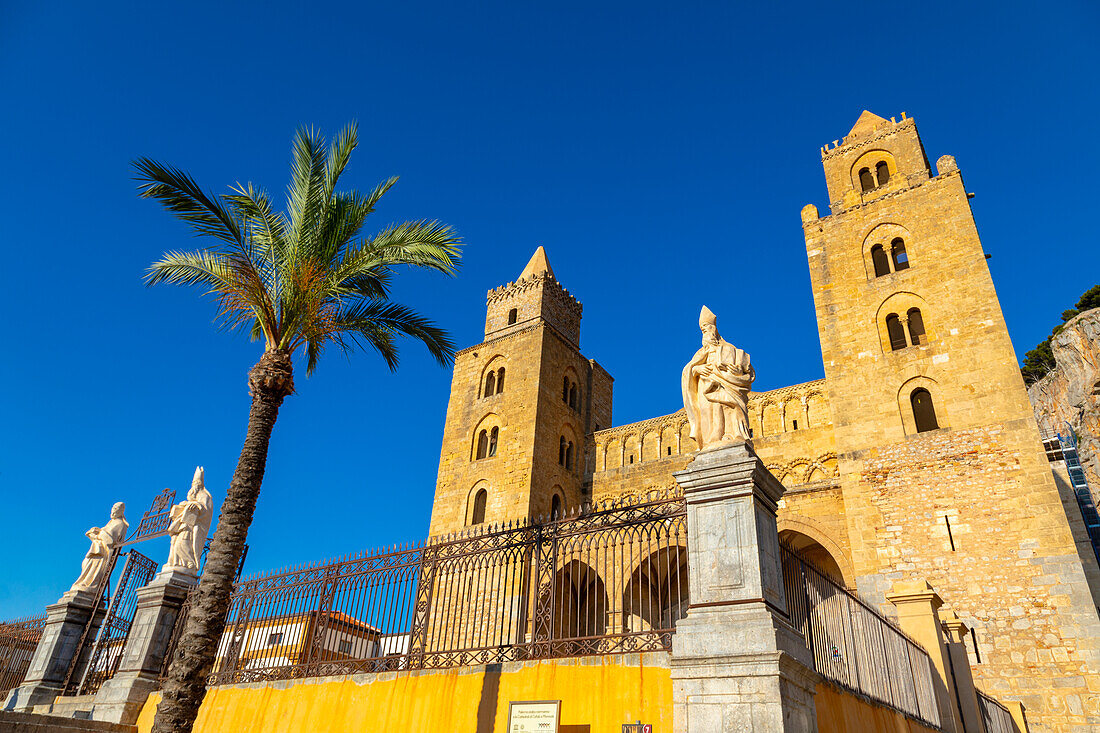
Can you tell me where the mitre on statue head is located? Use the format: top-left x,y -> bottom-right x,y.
699,305 -> 717,328
192,466 -> 204,491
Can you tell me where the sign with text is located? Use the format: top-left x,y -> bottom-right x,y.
623,723 -> 652,733
508,700 -> 560,732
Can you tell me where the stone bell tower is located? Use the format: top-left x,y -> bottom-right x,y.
427,247 -> 613,535
802,111 -> 1100,729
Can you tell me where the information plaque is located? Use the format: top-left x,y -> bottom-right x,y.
507,700 -> 561,732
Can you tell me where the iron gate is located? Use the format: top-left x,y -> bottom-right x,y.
68,549 -> 159,695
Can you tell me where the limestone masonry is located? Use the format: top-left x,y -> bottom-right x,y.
426,111 -> 1100,732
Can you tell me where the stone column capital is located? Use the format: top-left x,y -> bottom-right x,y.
885,579 -> 944,612
673,442 -> 784,511
938,609 -> 970,643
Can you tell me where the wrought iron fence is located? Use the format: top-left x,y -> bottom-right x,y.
0,614 -> 47,698
780,544 -> 942,729
204,488 -> 687,686
978,690 -> 1018,733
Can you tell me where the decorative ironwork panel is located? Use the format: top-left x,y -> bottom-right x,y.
73,549 -> 159,695
203,488 -> 688,686
123,488 -> 177,546
0,614 -> 47,697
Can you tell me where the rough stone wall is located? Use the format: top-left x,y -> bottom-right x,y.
846,424 -> 1100,731
1029,307 -> 1100,489
428,325 -> 544,534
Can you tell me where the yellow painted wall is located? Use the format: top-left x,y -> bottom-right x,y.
137,653 -> 672,733
137,654 -> 955,732
814,681 -> 941,733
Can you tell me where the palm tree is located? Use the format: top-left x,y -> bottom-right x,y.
135,124 -> 461,733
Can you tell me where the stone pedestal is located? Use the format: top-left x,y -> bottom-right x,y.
91,568 -> 196,725
4,589 -> 105,711
671,443 -> 819,733
886,580 -> 964,733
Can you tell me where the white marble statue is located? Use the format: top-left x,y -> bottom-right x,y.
682,306 -> 756,450
70,502 -> 129,592
166,466 -> 214,571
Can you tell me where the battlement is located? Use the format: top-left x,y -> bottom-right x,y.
820,112 -> 911,158
484,247 -> 583,346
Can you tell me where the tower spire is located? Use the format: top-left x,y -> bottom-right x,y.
518,246 -> 554,281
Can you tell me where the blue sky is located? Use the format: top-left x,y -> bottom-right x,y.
1,1 -> 1097,618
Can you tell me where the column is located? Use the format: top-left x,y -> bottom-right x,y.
91,567 -> 197,725
4,588 -> 105,711
886,580 -> 964,733
670,442 -> 819,733
939,610 -> 984,733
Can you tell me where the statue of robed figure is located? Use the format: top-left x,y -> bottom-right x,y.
166,466 -> 214,571
682,306 -> 755,450
70,502 -> 129,592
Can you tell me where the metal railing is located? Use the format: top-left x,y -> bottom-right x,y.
0,614 -> 47,698
780,544 -> 942,729
204,488 -> 687,686
978,691 -> 1018,733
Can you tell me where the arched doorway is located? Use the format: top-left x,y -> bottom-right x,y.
621,545 -> 688,633
779,529 -> 849,587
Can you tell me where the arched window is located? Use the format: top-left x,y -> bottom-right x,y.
507,308 -> 518,325
565,442 -> 574,470
562,377 -> 569,403
568,385 -> 577,409
551,494 -> 562,520
907,308 -> 926,346
488,426 -> 499,457
891,238 -> 909,271
911,388 -> 939,432
471,489 -> 488,525
667,447 -> 672,456
876,161 -> 890,186
476,430 -> 489,459
859,168 -> 875,192
871,245 -> 891,277
886,313 -> 907,351
495,368 -> 505,394
484,371 -> 495,398
559,436 -> 567,466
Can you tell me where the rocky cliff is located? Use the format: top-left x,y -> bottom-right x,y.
1029,307 -> 1100,487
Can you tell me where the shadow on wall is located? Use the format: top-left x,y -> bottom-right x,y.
476,663 -> 502,733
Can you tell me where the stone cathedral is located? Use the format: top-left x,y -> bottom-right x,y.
427,111 -> 1100,730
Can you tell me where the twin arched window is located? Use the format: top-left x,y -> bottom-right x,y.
886,308 -> 928,351
476,427 -> 499,459
558,436 -> 574,470
859,160 -> 891,193
483,367 -> 505,397
470,488 -> 488,525
871,238 -> 910,277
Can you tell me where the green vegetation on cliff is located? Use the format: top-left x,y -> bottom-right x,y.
1022,285 -> 1100,385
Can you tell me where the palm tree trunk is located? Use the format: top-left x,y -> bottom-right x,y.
151,351 -> 294,733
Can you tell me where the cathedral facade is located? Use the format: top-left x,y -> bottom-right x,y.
427,112 -> 1100,731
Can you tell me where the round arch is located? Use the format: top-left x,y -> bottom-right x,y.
777,518 -> 854,588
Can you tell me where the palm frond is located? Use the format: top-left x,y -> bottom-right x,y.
133,159 -> 244,247
285,126 -> 328,256
323,300 -> 455,369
